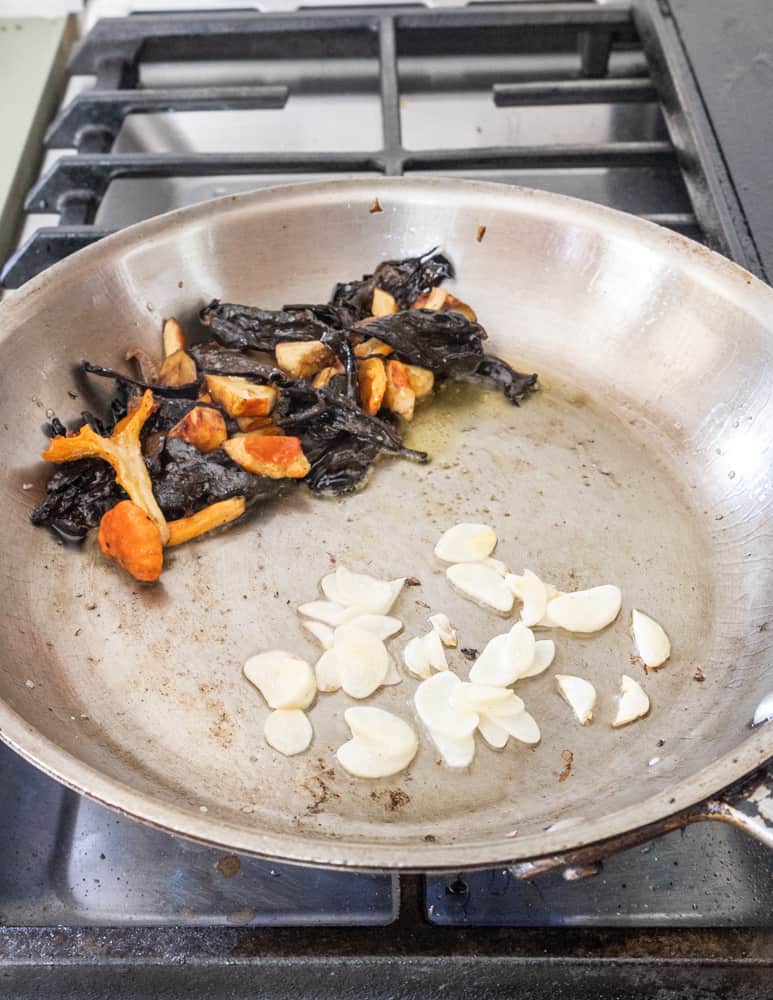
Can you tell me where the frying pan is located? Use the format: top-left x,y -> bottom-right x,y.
0,178 -> 771,873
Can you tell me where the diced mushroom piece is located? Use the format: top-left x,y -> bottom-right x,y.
429,612 -> 457,648
336,707 -> 418,778
166,497 -> 246,547
411,286 -> 477,322
353,337 -> 393,359
41,389 -> 168,543
334,625 -> 390,699
612,674 -> 650,728
167,405 -> 227,453
383,359 -> 416,421
404,364 -> 435,400
555,674 -> 597,725
371,287 -> 398,317
98,500 -> 163,583
223,434 -> 311,479
506,569 -> 548,627
631,609 -> 671,668
322,566 -> 405,615
264,709 -> 313,756
435,523 -> 497,563
414,671 -> 479,738
243,651 -> 316,710
236,415 -> 281,434
547,585 -> 622,634
159,349 -> 197,387
205,374 -> 277,418
163,317 -> 187,357
312,366 -> 338,388
275,340 -> 335,380
125,346 -> 160,384
358,357 -> 387,415
403,629 -> 448,679
446,562 -> 514,615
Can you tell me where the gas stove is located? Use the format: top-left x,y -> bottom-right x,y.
0,2 -> 771,996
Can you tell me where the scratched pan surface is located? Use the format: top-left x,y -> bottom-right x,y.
0,178 -> 771,871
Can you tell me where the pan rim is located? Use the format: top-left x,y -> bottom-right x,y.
0,175 -> 771,870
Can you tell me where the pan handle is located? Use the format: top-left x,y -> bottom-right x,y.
509,759 -> 773,881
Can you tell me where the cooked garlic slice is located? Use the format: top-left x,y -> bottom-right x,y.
315,649 -> 341,693
631,609 -> 671,668
434,522 -> 497,563
429,612 -> 458,648
244,651 -> 316,710
301,619 -> 334,649
482,557 -> 509,577
491,709 -> 541,745
451,682 -> 524,717
506,569 -> 548,627
555,674 -> 596,724
752,690 -> 773,727
469,623 -> 536,686
348,614 -> 403,640
403,629 -> 448,679
478,716 -> 509,749
323,566 -> 405,615
547,585 -> 622,633
382,657 -> 402,686
415,671 -> 479,738
612,674 -> 650,727
334,625 -> 389,699
264,709 -> 313,756
427,728 -> 476,768
337,706 -> 418,778
298,600 -> 361,627
519,639 -> 556,679
446,562 -> 515,615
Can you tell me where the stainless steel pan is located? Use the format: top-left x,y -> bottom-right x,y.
0,178 -> 771,872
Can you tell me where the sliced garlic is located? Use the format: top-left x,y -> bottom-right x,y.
403,629 -> 448,679
427,728 -> 476,768
446,562 -> 515,615
491,710 -> 541,745
519,639 -> 556,679
752,690 -> 773,727
348,614 -> 403,640
478,717 -> 509,750
334,625 -> 389,699
547,585 -> 622,633
429,612 -> 458,648
612,674 -> 650,728
434,522 -> 497,563
482,557 -> 509,577
382,657 -> 402,686
244,651 -> 316,710
555,674 -> 596,724
336,706 -> 418,778
506,569 -> 548,627
298,600 -> 361,627
631,609 -> 671,668
415,671 -> 479,738
469,623 -> 535,686
315,649 -> 341,693
324,566 -> 405,615
301,619 -> 334,649
452,682 -> 524,716
264,709 -> 313,756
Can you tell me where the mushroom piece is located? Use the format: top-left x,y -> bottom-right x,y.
166,496 -> 246,547
204,374 -> 277,418
223,434 -> 311,479
98,500 -> 164,582
358,357 -> 387,415
167,405 -> 228,453
159,350 -> 197,387
275,340 -> 335,380
383,359 -> 416,421
162,317 -> 187,357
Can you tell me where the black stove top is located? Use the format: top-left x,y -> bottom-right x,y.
1,2 -> 771,996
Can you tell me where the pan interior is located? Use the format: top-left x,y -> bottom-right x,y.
0,180 -> 770,865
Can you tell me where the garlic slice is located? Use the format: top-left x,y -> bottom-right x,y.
492,710 -> 541,745
452,682 -> 524,717
612,674 -> 650,728
478,717 -> 510,750
482,557 -> 509,577
752,690 -> 773,727
506,569 -> 548,627
555,674 -> 596,724
427,728 -> 476,768
348,614 -> 403,640
301,619 -> 335,649
429,612 -> 458,648
334,625 -> 389,699
337,706 -> 418,778
298,600 -> 361,627
324,566 -> 405,615
434,522 -> 497,563
547,585 -> 622,633
264,709 -> 313,756
631,609 -> 671,668
446,562 -> 515,615
415,671 -> 479,738
382,657 -> 402,686
244,651 -> 316,710
403,629 -> 448,679
519,639 -> 556,679
469,623 -> 536,686
315,649 -> 341,693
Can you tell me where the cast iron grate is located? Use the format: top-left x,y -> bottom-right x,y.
2,1 -> 759,288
